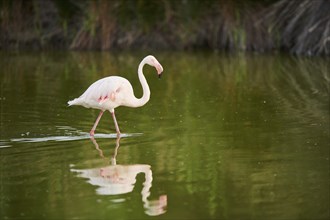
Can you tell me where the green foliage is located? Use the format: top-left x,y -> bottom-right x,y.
53,0 -> 80,35
0,0 -> 329,56
114,0 -> 163,30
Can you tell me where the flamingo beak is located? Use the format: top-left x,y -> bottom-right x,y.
155,63 -> 163,78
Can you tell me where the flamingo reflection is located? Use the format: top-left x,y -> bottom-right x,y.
71,137 -> 167,216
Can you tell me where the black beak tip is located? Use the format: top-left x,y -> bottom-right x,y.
158,74 -> 162,79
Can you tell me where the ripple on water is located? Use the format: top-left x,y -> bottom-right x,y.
8,126 -> 142,143
0,140 -> 12,148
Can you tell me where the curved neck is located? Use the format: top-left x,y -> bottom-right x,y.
130,59 -> 150,107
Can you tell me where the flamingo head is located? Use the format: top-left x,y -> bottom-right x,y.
145,55 -> 164,78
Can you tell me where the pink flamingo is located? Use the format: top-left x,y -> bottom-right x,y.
68,55 -> 163,137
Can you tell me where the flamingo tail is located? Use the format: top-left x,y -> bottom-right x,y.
67,98 -> 82,106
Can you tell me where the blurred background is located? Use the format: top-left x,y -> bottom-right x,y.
0,0 -> 329,56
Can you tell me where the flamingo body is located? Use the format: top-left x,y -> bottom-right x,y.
68,76 -> 134,111
68,55 -> 163,136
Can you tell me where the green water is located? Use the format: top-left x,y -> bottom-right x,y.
0,51 -> 329,220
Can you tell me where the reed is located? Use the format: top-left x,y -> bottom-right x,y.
0,0 -> 328,56
263,0 -> 330,56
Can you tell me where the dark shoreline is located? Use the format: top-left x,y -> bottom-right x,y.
0,0 -> 329,56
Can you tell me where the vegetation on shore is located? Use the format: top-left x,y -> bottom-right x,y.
0,0 -> 329,56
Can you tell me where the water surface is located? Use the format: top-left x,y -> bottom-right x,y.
0,51 -> 329,219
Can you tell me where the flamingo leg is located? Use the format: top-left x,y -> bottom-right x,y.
90,111 -> 104,136
90,136 -> 104,158
111,110 -> 121,136
111,136 -> 121,165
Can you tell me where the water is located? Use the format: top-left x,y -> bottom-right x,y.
0,51 -> 329,220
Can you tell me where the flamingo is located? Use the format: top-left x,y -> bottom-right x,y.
68,55 -> 163,137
